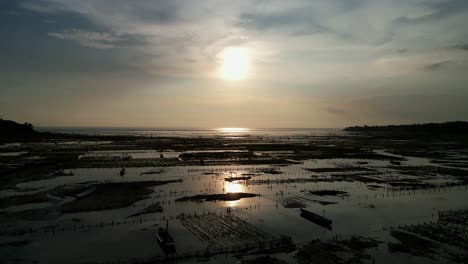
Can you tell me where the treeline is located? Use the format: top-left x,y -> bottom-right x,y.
343,121 -> 468,134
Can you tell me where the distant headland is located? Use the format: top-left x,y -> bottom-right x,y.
344,121 -> 468,134
0,119 -> 39,137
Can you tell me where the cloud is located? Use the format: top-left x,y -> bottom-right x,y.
423,60 -> 450,72
48,29 -> 125,49
324,107 -> 346,116
450,43 -> 468,51
20,0 -> 468,80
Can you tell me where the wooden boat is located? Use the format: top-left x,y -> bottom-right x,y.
157,220 -> 175,247
300,208 -> 332,230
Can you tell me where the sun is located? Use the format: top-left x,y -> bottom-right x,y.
219,47 -> 250,80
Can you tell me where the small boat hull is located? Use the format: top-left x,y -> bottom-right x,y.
157,227 -> 175,254
300,208 -> 333,230
157,227 -> 175,246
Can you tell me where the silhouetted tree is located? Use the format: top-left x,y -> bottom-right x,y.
24,122 -> 33,129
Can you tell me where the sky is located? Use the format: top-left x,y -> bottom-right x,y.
1,0 -> 468,128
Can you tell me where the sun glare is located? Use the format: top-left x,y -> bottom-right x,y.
224,182 -> 244,193
217,127 -> 250,133
219,47 -> 250,80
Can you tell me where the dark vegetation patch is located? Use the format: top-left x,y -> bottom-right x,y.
438,163 -> 468,169
0,240 -> 30,247
390,166 -> 468,177
48,184 -> 92,198
0,207 -> 57,223
0,184 -> 94,211
288,151 -> 402,161
245,143 -> 405,161
387,181 -> 436,189
258,168 -> 282,174
330,172 -> 379,178
402,209 -> 468,250
351,176 -> 388,183
225,176 -> 252,182
309,190 -> 349,197
61,180 -> 181,213
51,169 -> 74,176
175,192 -> 258,202
0,163 -> 65,189
366,184 -> 385,189
279,197 -> 307,208
284,200 -> 306,208
342,236 -> 380,252
140,169 -> 163,175
431,159 -> 468,164
313,199 -> 338,206
305,167 -> 375,173
388,230 -> 438,258
296,239 -> 345,264
344,121 -> 468,134
296,236 -> 380,264
129,202 -> 163,217
179,151 -> 252,160
450,253 -> 468,263
241,255 -> 288,264
0,192 -> 50,209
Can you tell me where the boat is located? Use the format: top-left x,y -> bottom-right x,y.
300,208 -> 332,230
119,167 -> 126,176
157,220 -> 175,247
390,160 -> 401,166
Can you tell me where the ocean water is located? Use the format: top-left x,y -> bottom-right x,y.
36,127 -> 343,137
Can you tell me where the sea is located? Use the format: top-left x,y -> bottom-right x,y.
36,127 -> 343,137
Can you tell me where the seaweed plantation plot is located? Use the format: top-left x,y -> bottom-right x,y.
178,213 -> 277,249
401,209 -> 468,250
2,126 -> 468,263
295,236 -> 381,264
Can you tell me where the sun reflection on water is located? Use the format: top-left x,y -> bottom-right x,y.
217,127 -> 250,133
224,181 -> 245,193
224,181 -> 246,207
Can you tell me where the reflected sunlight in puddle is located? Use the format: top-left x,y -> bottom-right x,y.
224,181 -> 246,207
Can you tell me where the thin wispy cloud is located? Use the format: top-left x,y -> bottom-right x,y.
48,29 -> 124,49
423,60 -> 450,72
324,107 -> 346,116
450,43 -> 468,51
